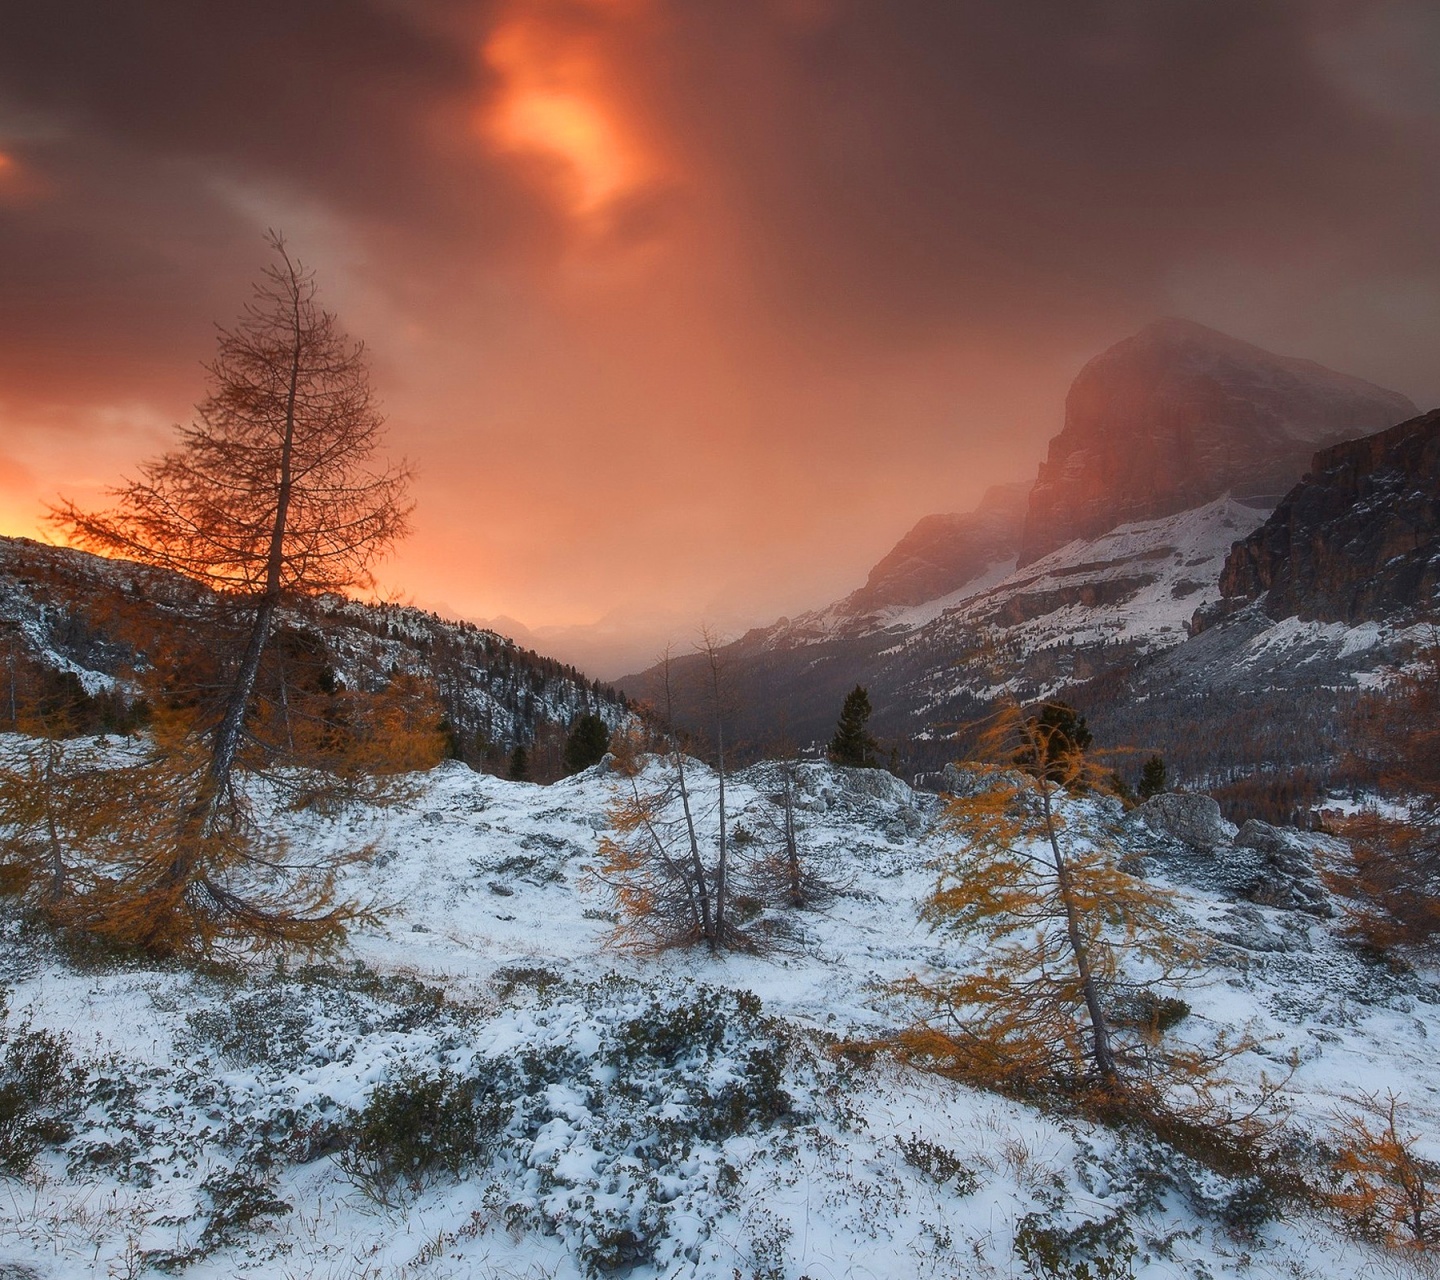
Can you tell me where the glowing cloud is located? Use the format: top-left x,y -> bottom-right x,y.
479,4 -> 657,219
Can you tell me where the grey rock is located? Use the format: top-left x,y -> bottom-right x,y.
1216,904 -> 1310,953
1126,792 -> 1238,849
833,766 -> 912,806
1232,820 -> 1335,917
487,881 -> 515,897
897,805 -> 924,833
1124,810 -> 1334,917
884,820 -> 907,842
942,763 -> 1030,799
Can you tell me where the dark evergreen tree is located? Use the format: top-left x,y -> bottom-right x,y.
828,685 -> 879,768
1138,754 -> 1168,800
508,744 -> 530,782
563,713 -> 611,775
1014,701 -> 1092,782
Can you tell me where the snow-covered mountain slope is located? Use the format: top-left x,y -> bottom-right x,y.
3,753 -> 1437,1279
0,534 -> 628,755
907,495 -> 1271,680
622,322 -> 1419,780
621,497 -> 1300,754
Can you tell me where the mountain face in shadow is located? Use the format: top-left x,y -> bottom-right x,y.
1018,317 -> 1416,566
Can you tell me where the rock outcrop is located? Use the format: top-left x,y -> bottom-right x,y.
1018,318 -> 1415,566
842,482 -> 1027,615
1123,795 -> 1333,919
1215,407 -> 1440,625
1232,821 -> 1334,917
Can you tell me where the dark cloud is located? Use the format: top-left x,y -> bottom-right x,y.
3,0 -> 1437,360
0,0 -> 482,220
639,0 -> 1440,341
0,0 -> 1437,652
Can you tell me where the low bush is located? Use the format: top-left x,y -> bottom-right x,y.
0,989 -> 80,1176
1014,1208 -> 1136,1280
334,977 -> 798,1276
899,1135 -> 980,1194
338,1065 -> 503,1204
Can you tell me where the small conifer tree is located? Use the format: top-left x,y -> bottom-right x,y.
508,744 -> 530,782
1326,1093 -> 1440,1247
828,685 -> 879,768
1137,755 -> 1167,800
563,712 -> 611,776
897,701 -> 1214,1099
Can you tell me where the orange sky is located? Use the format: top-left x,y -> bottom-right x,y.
2,0 -> 1439,674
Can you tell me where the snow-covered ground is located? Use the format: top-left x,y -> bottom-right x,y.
2,753 -> 1438,1279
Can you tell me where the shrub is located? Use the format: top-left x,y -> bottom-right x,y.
1014,1209 -> 1136,1280
338,1065 -> 502,1204
146,1166 -> 294,1270
0,989 -> 80,1177
1108,992 -> 1190,1037
899,1135 -> 980,1194
491,965 -> 563,1001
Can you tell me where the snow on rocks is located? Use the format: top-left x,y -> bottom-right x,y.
1123,794 -> 1334,918
0,753 -> 1437,1278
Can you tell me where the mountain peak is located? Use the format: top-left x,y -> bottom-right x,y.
1016,320 -> 1417,565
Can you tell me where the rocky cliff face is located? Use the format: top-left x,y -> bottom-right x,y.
841,482 -> 1027,615
1215,407 -> 1440,625
1017,318 -> 1415,566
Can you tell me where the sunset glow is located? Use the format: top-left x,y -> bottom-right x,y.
480,8 -> 655,218
0,3 -> 1437,677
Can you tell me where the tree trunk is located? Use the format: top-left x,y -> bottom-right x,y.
41,744 -> 67,904
1039,776 -> 1119,1086
712,693 -> 727,946
784,764 -> 803,907
205,277 -> 302,801
673,745 -> 715,948
660,654 -> 714,948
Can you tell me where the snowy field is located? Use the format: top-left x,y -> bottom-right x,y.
2,752 -> 1438,1279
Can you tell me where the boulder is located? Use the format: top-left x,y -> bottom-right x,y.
832,765 -> 912,806
1125,792 -> 1237,849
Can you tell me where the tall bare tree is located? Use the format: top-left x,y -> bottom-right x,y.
49,234 -> 413,951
